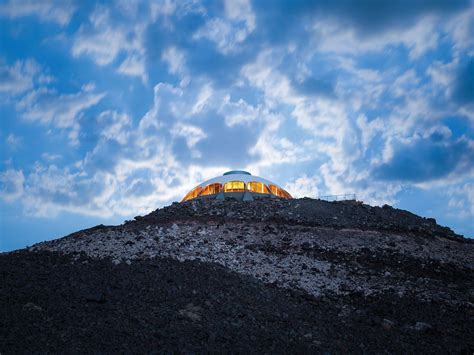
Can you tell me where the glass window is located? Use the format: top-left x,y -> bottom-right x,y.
269,184 -> 279,196
247,181 -> 270,194
281,189 -> 292,199
181,186 -> 203,202
200,183 -> 223,196
269,185 -> 292,199
224,181 -> 245,192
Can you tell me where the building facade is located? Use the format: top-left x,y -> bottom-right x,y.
181,170 -> 292,202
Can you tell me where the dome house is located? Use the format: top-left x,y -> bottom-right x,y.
181,170 -> 292,202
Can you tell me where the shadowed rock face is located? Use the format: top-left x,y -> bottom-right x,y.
2,198 -> 474,353
132,198 -> 462,239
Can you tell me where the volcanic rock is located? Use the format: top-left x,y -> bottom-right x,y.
1,198 -> 473,353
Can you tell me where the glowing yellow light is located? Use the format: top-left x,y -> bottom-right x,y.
224,181 -> 245,192
247,181 -> 270,194
269,185 -> 292,199
200,183 -> 223,196
181,186 -> 202,202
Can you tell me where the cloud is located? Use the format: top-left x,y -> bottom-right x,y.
144,2 -> 251,86
427,56 -> 474,122
192,112 -> 260,166
447,182 -> 474,218
136,80 -> 263,167
240,49 -> 369,200
293,76 -> 336,98
41,153 -> 62,162
0,59 -> 41,94
306,13 -> 449,61
318,0 -> 469,35
193,0 -> 255,54
0,76 -> 268,216
219,95 -> 260,126
446,5 -> 474,56
356,114 -> 385,153
254,0 -> 469,41
97,110 -> 132,145
150,0 -> 176,20
171,123 -> 206,148
20,164 -> 115,217
452,57 -> 474,105
72,7 -> 147,81
6,133 -> 22,149
373,131 -> 474,182
117,54 -> 147,83
1,0 -> 474,240
162,46 -> 187,75
72,8 -> 130,65
8,131 -> 182,218
16,86 -> 106,145
0,169 -> 24,202
284,174 -> 321,198
0,0 -> 75,26
238,35 -> 472,207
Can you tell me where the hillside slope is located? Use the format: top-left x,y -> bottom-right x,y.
1,198 -> 473,353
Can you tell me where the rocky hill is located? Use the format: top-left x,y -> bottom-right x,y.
1,198 -> 473,353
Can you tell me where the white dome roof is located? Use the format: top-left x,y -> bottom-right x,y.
181,171 -> 292,202
197,171 -> 275,188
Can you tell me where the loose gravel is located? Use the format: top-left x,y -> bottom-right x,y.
2,198 -> 473,353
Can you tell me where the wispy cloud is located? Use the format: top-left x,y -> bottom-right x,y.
72,7 -> 147,82
0,59 -> 40,94
6,133 -> 22,149
0,169 -> 24,202
0,0 -> 473,238
0,0 -> 75,26
16,86 -> 106,145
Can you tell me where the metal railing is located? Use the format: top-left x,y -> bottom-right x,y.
318,193 -> 356,202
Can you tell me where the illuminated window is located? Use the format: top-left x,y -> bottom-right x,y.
269,184 -> 279,196
280,189 -> 292,199
200,183 -> 223,196
269,185 -> 292,199
181,186 -> 203,202
224,181 -> 245,192
247,181 -> 270,194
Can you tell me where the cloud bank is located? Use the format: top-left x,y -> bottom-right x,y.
0,0 -> 473,238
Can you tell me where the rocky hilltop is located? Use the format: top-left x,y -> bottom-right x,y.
1,198 -> 473,353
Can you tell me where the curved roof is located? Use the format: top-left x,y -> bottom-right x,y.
196,171 -> 276,188
223,170 -> 251,176
181,171 -> 292,202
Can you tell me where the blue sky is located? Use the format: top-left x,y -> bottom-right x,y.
1,0 -> 473,251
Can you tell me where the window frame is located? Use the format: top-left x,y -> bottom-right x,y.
223,180 -> 245,192
181,186 -> 203,202
268,184 -> 292,199
247,181 -> 271,194
200,183 -> 223,197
